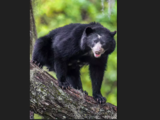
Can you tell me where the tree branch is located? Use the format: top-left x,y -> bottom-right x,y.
30,62 -> 117,119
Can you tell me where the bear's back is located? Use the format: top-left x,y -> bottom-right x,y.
49,23 -> 86,37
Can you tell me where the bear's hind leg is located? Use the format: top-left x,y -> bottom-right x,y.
31,59 -> 44,68
32,35 -> 51,69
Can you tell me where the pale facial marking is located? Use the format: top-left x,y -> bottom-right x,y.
92,42 -> 105,58
97,34 -> 101,39
92,42 -> 102,52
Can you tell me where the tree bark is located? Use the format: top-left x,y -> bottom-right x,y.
30,0 -> 37,56
30,62 -> 117,119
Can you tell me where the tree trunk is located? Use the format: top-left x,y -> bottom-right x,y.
30,0 -> 37,57
30,62 -> 117,119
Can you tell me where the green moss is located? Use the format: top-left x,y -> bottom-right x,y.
34,113 -> 43,119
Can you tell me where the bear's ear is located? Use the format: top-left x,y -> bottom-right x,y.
80,36 -> 86,50
80,27 -> 94,50
80,32 -> 87,50
111,31 -> 116,37
85,27 -> 94,36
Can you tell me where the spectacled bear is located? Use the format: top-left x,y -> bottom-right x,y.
32,22 -> 116,104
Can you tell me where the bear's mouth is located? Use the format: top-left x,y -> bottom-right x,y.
94,51 -> 101,58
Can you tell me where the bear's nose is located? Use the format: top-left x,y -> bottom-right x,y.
95,51 -> 101,55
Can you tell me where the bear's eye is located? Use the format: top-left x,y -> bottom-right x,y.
94,40 -> 98,43
91,43 -> 94,47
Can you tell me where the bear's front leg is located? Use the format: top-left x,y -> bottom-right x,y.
66,68 -> 82,90
54,60 -> 71,89
89,63 -> 107,104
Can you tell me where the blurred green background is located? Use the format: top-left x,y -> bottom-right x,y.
31,0 -> 117,118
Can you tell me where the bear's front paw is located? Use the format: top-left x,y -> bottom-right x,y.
80,89 -> 88,95
93,94 -> 106,104
58,81 -> 71,89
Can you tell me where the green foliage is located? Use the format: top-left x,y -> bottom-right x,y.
32,1 -> 117,118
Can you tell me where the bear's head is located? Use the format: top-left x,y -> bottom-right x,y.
80,26 -> 116,58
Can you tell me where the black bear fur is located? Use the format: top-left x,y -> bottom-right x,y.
32,22 -> 116,104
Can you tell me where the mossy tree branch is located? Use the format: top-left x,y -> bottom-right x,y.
30,62 -> 117,119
